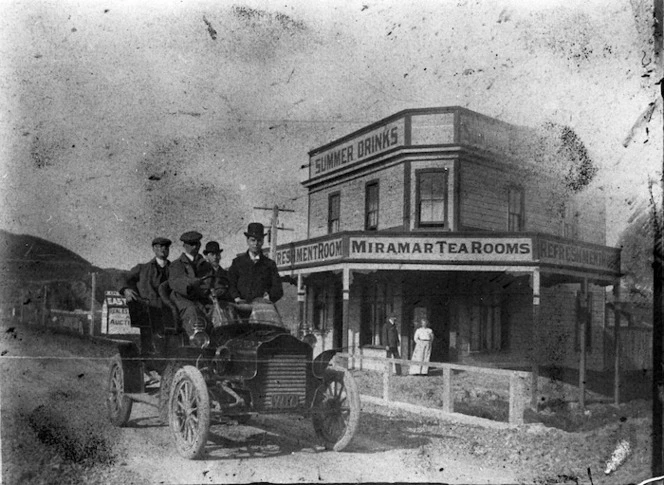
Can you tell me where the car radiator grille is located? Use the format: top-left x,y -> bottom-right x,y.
259,354 -> 307,409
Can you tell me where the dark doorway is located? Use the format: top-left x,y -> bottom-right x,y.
429,294 -> 449,362
403,273 -> 451,363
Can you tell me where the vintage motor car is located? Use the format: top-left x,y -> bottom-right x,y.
106,283 -> 360,459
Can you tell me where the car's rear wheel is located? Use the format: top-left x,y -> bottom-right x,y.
158,362 -> 177,424
169,366 -> 210,459
107,354 -> 133,426
312,367 -> 360,451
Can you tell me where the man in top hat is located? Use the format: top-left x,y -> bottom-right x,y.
203,241 -> 231,302
228,222 -> 283,307
119,236 -> 172,355
168,231 -> 214,336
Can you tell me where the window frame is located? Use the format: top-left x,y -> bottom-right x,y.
507,186 -> 525,232
562,201 -> 579,239
470,300 -> 503,352
364,180 -> 380,231
415,168 -> 449,229
327,191 -> 341,234
312,285 -> 328,331
359,278 -> 394,347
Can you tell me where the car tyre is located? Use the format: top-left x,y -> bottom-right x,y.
158,362 -> 177,424
312,367 -> 360,451
169,365 -> 210,459
107,354 -> 133,426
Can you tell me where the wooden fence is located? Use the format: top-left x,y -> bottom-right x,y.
338,352 -> 530,426
13,291 -> 101,337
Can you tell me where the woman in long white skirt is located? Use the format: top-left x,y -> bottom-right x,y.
409,318 -> 434,375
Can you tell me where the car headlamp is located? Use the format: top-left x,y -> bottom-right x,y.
302,333 -> 317,347
190,330 -> 210,349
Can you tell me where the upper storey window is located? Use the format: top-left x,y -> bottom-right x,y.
416,169 -> 448,228
328,192 -> 340,234
562,202 -> 579,239
507,187 -> 524,232
365,181 -> 379,230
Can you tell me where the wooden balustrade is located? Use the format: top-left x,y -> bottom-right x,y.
337,352 -> 530,425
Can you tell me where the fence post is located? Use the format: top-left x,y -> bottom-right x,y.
383,357 -> 391,402
613,284 -> 621,406
41,285 -> 48,327
20,289 -> 25,324
90,272 -> 97,336
509,373 -> 526,425
442,366 -> 454,413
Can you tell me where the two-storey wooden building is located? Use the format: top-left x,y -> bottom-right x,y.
275,107 -> 621,373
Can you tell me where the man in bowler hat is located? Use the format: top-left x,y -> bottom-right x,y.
203,241 -> 231,302
168,231 -> 214,336
119,236 -> 172,355
229,222 -> 283,310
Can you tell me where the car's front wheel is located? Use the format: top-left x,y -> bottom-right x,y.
107,354 -> 133,426
168,365 -> 210,459
312,367 -> 360,451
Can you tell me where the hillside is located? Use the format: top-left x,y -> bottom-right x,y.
0,230 -> 123,311
0,230 -> 298,319
0,229 -> 96,282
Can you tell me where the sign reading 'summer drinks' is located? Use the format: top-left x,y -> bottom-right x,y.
309,119 -> 405,179
349,237 -> 533,262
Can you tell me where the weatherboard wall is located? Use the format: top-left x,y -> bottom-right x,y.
290,107 -> 619,372
307,162 -> 405,238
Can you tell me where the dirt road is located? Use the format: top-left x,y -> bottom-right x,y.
1,322 -> 522,484
117,399 -> 520,484
1,321 -> 652,484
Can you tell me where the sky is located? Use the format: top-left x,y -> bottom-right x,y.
0,0 -> 660,270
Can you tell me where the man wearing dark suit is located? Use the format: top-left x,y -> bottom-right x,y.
229,223 -> 283,310
168,231 -> 214,337
119,236 -> 171,354
383,315 -> 401,375
203,241 -> 231,302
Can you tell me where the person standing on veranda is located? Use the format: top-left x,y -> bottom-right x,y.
409,318 -> 434,376
383,315 -> 401,376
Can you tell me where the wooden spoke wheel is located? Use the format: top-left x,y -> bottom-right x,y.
312,367 -> 360,451
107,354 -> 133,427
168,366 -> 210,459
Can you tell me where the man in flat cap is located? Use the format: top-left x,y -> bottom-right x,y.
119,236 -> 172,355
229,223 -> 283,314
168,231 -> 215,336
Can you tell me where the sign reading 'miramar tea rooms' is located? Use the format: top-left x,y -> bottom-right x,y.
348,237 -> 533,262
276,234 -> 620,274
